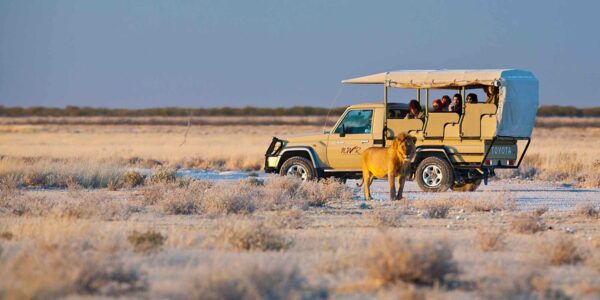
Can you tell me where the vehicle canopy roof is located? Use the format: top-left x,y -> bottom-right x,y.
342,69 -> 539,138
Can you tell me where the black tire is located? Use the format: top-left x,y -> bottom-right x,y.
415,156 -> 454,192
451,179 -> 482,192
279,157 -> 317,181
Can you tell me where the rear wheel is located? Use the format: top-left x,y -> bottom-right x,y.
279,157 -> 316,181
451,179 -> 482,192
415,157 -> 454,192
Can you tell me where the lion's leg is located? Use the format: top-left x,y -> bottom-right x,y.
388,173 -> 396,201
362,169 -> 372,201
397,171 -> 407,200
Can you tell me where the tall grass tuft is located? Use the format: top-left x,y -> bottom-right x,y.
365,233 -> 457,286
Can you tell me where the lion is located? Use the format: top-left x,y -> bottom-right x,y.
360,133 -> 416,201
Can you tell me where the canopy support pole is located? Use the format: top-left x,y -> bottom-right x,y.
461,87 -> 466,112
425,89 -> 429,115
383,82 -> 389,147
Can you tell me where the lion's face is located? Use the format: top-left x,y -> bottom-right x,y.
394,134 -> 416,162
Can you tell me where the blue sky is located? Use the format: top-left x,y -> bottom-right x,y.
0,0 -> 598,108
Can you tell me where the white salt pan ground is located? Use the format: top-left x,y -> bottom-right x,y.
177,169 -> 600,211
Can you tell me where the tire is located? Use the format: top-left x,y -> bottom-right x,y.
415,156 -> 454,192
279,156 -> 317,181
451,179 -> 482,192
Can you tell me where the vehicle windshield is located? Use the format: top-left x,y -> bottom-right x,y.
334,109 -> 373,134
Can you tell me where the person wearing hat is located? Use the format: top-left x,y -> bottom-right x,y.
432,99 -> 443,112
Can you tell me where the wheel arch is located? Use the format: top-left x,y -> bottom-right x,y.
412,147 -> 453,172
277,147 -> 320,171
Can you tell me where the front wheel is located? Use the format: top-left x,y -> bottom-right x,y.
451,179 -> 482,192
279,157 -> 316,181
415,157 -> 454,192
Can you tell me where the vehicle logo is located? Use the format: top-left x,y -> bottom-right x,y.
341,146 -> 361,155
490,146 -> 513,155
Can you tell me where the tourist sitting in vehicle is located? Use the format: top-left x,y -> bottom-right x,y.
441,95 -> 451,111
432,99 -> 443,112
405,99 -> 424,119
484,86 -> 499,105
450,93 -> 462,115
466,93 -> 478,104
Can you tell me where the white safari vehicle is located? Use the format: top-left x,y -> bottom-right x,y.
265,69 -> 539,192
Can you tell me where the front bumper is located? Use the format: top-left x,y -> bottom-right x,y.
264,137 -> 284,173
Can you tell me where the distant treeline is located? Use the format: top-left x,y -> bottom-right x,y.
0,105 -> 346,117
1,105 -> 600,117
536,106 -> 600,117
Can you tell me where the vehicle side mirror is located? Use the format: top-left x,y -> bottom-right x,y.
323,129 -> 330,135
339,124 -> 346,137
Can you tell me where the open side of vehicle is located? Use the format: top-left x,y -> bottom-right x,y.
265,69 -> 539,192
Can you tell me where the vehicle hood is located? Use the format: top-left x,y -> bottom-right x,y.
282,133 -> 328,145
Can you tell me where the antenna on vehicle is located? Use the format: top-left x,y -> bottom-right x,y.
322,85 -> 344,133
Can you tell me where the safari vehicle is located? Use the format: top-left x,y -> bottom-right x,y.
265,69 -> 538,192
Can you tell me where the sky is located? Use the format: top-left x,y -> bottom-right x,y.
0,0 -> 598,108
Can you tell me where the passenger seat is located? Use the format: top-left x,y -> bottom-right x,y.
461,103 -> 497,138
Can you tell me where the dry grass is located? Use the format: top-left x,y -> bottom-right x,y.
4,122 -> 600,187
187,259 -> 326,300
413,198 -> 452,219
365,233 -> 457,286
370,208 -> 405,227
509,214 -> 545,234
127,230 -> 167,253
206,217 -> 292,251
2,120 -> 600,298
0,241 -> 147,299
574,203 -> 600,219
265,209 -> 308,229
477,268 -> 567,300
458,193 -> 516,212
543,235 -> 585,266
475,230 -> 506,252
140,177 -> 349,216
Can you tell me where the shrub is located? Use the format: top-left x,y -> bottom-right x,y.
123,171 -> 144,188
545,235 -> 584,266
370,208 -> 404,227
201,182 -> 256,215
0,193 -> 54,217
207,218 -> 292,251
477,268 -> 566,300
459,194 -> 516,212
186,260 -> 327,300
475,230 -> 505,252
509,214 -> 545,234
0,231 -> 14,241
127,230 -> 166,253
575,203 -> 599,219
52,192 -> 137,221
0,241 -> 147,298
139,184 -> 166,205
149,168 -> 177,184
532,206 -> 549,217
414,199 -> 452,219
265,209 -> 307,229
298,178 -> 352,207
160,187 -> 200,215
366,234 -> 457,286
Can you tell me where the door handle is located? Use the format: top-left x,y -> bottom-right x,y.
361,140 -> 370,144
